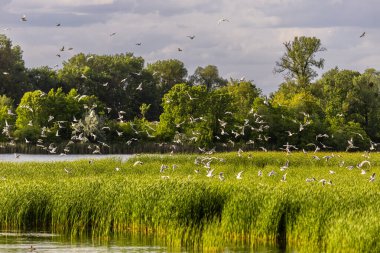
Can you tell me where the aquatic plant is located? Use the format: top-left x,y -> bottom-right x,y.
0,152 -> 379,252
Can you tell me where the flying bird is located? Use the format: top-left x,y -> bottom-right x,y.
136,42 -> 142,46
187,35 -> 195,40
136,83 -> 143,91
133,161 -> 143,166
357,160 -> 371,168
7,109 -> 15,116
360,32 -> 366,38
236,171 -> 243,180
218,18 -> 229,24
178,48 -> 183,52
206,169 -> 214,178
281,173 -> 287,182
280,160 -> 289,171
369,173 -> 376,182
21,14 -> 27,22
109,32 -> 116,36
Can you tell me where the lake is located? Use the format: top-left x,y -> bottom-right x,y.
0,232 -> 289,252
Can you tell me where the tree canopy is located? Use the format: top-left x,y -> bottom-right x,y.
274,36 -> 326,87
0,34 -> 379,152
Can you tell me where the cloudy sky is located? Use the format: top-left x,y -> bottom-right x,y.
1,0 -> 379,94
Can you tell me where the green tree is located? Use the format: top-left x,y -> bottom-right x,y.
313,67 -> 380,141
0,34 -> 28,102
26,66 -> 59,93
58,53 -> 159,120
313,67 -> 360,120
226,79 -> 261,120
274,36 -> 326,87
157,83 -> 211,145
189,65 -> 227,91
345,69 -> 380,138
0,95 -> 15,141
146,59 -> 187,96
15,88 -> 102,142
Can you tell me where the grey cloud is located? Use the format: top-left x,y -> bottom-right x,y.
259,0 -> 380,28
1,0 -> 379,95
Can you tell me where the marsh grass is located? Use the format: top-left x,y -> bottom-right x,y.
0,152 -> 379,252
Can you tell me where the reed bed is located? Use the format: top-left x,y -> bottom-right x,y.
0,151 -> 379,252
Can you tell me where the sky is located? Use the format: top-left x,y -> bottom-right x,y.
0,0 -> 379,94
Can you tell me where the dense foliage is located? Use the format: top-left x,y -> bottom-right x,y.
0,34 -> 380,152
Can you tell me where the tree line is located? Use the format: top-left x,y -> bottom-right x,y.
0,34 -> 379,152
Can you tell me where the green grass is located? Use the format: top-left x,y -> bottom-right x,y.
0,151 -> 379,252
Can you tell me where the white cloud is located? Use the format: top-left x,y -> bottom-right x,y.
1,0 -> 379,94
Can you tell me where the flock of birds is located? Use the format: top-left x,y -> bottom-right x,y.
1,14 -> 373,184
130,146 -> 377,185
0,12 -> 373,253
2,13 -> 366,71
2,82 -> 379,177
5,14 -> 233,67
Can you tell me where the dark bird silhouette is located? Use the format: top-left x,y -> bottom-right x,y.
360,32 -> 366,38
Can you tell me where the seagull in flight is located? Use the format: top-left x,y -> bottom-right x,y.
218,18 -> 229,24
109,32 -> 116,36
206,169 -> 215,178
369,173 -> 376,182
187,35 -> 195,40
136,83 -> 143,91
136,42 -> 142,46
360,32 -> 366,38
21,14 -> 27,22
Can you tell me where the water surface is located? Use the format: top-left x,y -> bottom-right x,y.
0,232 -> 290,252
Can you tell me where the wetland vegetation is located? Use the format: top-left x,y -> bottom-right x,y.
0,151 -> 378,252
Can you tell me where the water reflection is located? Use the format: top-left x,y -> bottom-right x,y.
0,154 -> 133,162
0,232 -> 289,253
0,232 -> 171,253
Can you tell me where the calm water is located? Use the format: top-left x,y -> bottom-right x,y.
0,232 -> 288,253
0,154 -> 133,162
